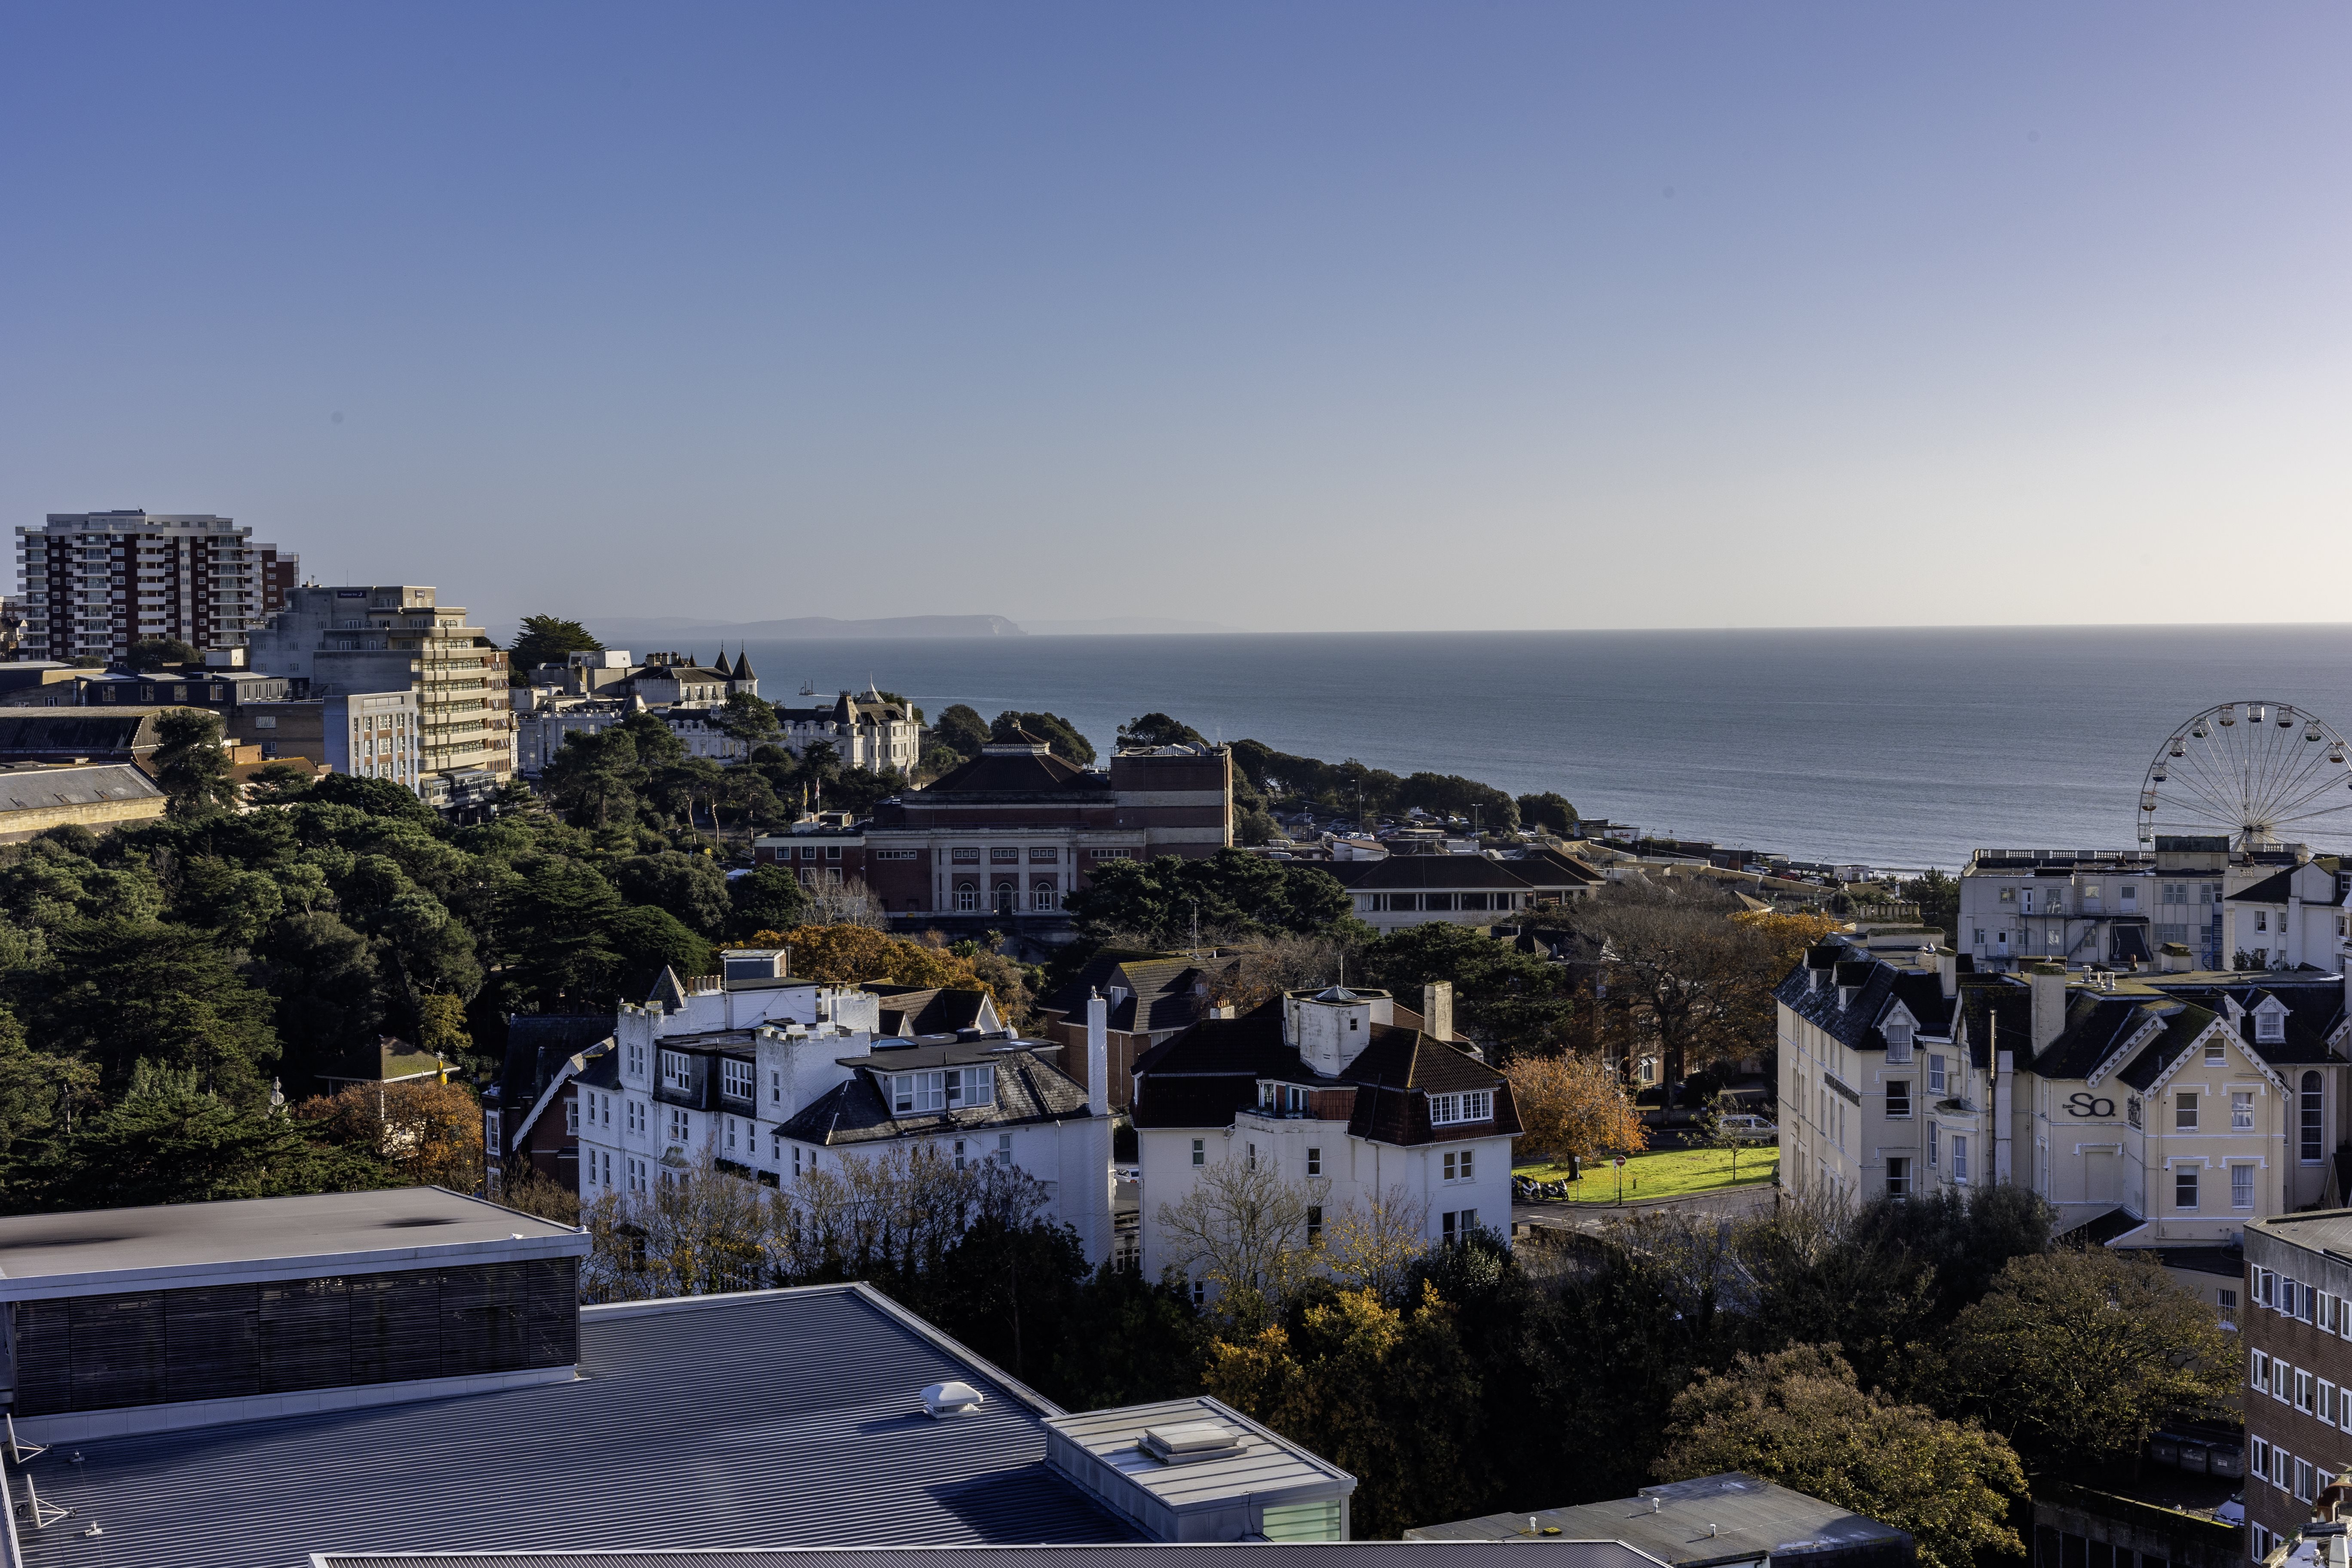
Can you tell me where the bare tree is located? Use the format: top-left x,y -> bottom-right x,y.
804,876 -> 889,929
1322,1184 -> 1431,1300
1574,882 -> 1775,1106
1155,1155 -> 1328,1323
1210,931 -> 1360,1013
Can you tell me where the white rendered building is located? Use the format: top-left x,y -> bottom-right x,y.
1132,986 -> 1521,1291
563,950 -> 1116,1263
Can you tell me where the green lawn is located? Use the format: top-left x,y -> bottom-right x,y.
1513,1144 -> 1779,1203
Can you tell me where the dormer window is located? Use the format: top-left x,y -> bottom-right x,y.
721,1059 -> 754,1101
1883,1022 -> 1913,1063
1428,1090 -> 1494,1127
2257,1008 -> 2286,1044
660,1050 -> 691,1091
889,1067 -> 994,1115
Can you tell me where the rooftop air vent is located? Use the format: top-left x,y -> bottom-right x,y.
922,1381 -> 985,1418
1138,1420 -> 1244,1465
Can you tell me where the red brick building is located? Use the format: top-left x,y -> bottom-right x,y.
858,738 -> 1232,940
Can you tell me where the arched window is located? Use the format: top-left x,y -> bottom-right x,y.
954,882 -> 977,913
2303,1071 -> 2324,1164
994,881 -> 1017,915
1032,881 -> 1056,912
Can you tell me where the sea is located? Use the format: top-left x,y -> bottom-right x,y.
709,625 -> 2352,873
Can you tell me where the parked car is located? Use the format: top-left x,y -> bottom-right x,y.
1716,1114 -> 1778,1141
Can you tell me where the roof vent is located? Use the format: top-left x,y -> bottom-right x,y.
1138,1419 -> 1244,1464
921,1381 -> 985,1418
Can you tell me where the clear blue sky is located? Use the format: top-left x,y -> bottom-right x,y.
4,3 -> 2347,634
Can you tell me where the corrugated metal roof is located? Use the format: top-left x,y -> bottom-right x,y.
315,1548 -> 1661,1568
11,1285 -> 1133,1568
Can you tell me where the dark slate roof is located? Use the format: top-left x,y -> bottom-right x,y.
1037,956 -> 1222,1037
868,985 -> 995,1037
2230,869 -> 2298,903
2030,994 -> 2179,1082
1131,1011 -> 1518,1145
11,1284 -> 1131,1568
1771,948 -> 1957,1054
916,747 -> 1101,798
2139,979 -> 2346,1065
2112,1002 -> 2223,1092
1954,977 -> 2032,1072
498,1014 -> 621,1125
1324,857 -> 1534,891
777,1048 -> 1093,1147
1510,845 -> 1608,886
0,712 -> 159,753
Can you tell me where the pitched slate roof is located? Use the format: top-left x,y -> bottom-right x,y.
1036,955 -> 1223,1036
2111,1001 -> 2223,1092
1771,946 -> 1957,1053
1324,856 -> 1534,891
1953,977 -> 2033,1071
2228,867 -> 2350,907
1130,1007 -> 1519,1145
2139,979 -> 2345,1065
2030,992 -> 2180,1081
776,1046 -> 1092,1147
868,985 -> 996,1037
907,747 -> 1103,799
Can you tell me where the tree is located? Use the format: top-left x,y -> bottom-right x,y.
541,727 -> 643,829
1901,870 -> 1961,944
718,691 -> 781,746
612,850 -> 732,936
1153,1156 -> 1325,1328
59,1060 -> 398,1209
1503,1052 -> 1648,1165
127,637 -> 199,671
933,704 -> 991,760
1577,885 -> 1776,1103
1655,1346 -> 2025,1568
750,923 -> 996,995
1516,792 -> 1578,834
0,1006 -> 98,1210
153,707 -> 240,818
992,710 -> 1096,767
295,1079 -> 485,1189
495,854 -> 626,1009
1322,1185 -> 1433,1300
1065,849 -> 1357,947
35,918 -> 282,1101
606,904 -> 715,980
1360,922 -> 1578,1058
507,615 -> 603,683
1204,1284 -> 1486,1538
1944,1247 -> 2237,1477
309,771 -> 438,822
1119,712 -> 1206,749
729,865 -> 811,938
1698,1089 -> 1758,1182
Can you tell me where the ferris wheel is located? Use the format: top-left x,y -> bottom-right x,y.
2138,702 -> 2352,850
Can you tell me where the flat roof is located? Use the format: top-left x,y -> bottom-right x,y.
15,1285 -> 1135,1568
0,1187 -> 584,1298
314,1549 -> 1664,1568
1046,1398 -> 1355,1514
1408,1474 -> 1912,1565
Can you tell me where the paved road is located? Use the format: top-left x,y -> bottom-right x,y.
1512,1180 -> 1778,1238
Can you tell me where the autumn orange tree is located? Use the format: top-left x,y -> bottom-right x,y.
1503,1051 -> 1648,1166
296,1078 -> 485,1190
750,924 -> 995,999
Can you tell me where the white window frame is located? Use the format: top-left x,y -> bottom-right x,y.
1428,1089 -> 1495,1126
2232,1091 -> 2254,1131
1883,1023 -> 1913,1064
660,1050 -> 692,1092
721,1058 -> 754,1101
1927,1054 -> 1946,1094
2233,1163 -> 2255,1211
2253,1348 -> 2270,1392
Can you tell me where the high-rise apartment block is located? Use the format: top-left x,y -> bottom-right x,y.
243,585 -> 513,808
12,511 -> 296,661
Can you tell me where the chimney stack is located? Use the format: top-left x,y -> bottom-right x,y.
1934,947 -> 1958,1000
1084,991 -> 1109,1118
1422,981 -> 1454,1042
2030,965 -> 2068,1052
